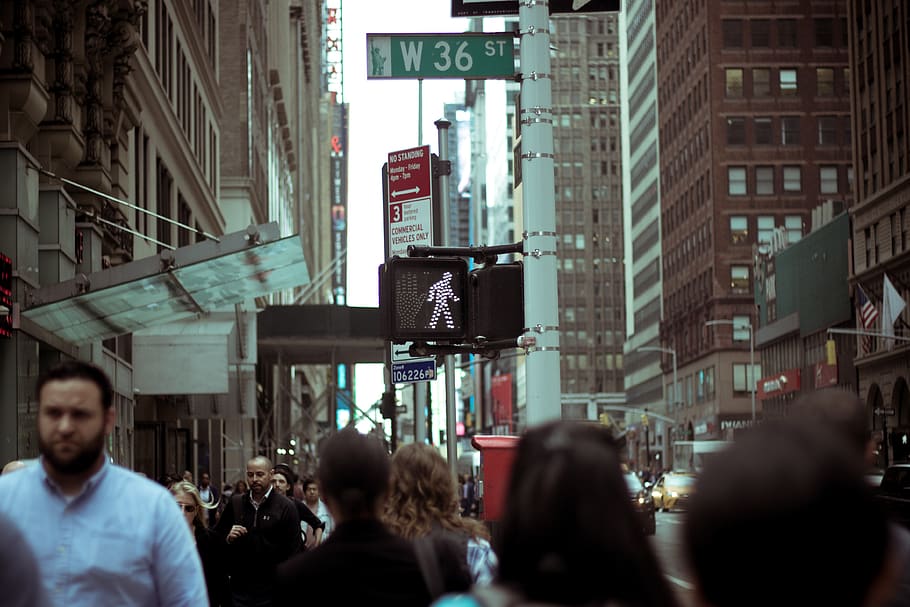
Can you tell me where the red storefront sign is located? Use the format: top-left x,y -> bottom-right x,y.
490,373 -> 513,426
756,368 -> 801,400
813,361 -> 838,388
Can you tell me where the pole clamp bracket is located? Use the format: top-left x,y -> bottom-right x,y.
518,26 -> 551,36
526,248 -> 557,258
521,152 -> 555,161
522,71 -> 551,81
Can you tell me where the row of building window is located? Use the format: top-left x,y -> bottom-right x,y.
724,67 -> 850,99
862,207 -> 910,270
725,115 -> 851,147
664,363 -> 761,405
726,164 -> 853,197
729,215 -> 803,248
662,172 -> 709,238
721,17 -> 847,50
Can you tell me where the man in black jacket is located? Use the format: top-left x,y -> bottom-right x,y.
215,455 -> 302,607
275,428 -> 470,606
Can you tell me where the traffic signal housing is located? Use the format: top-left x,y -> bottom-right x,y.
380,256 -> 469,342
380,256 -> 524,346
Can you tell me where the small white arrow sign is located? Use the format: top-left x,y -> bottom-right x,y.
392,187 -> 421,198
572,0 -> 593,8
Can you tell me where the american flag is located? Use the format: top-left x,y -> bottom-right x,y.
857,285 -> 879,353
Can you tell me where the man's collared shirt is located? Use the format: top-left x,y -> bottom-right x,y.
0,457 -> 208,607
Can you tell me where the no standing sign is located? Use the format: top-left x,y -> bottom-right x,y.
387,145 -> 433,258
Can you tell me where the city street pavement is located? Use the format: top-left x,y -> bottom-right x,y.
648,511 -> 697,607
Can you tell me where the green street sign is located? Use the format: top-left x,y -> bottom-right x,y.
366,33 -> 515,80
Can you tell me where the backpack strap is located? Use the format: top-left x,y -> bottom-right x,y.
231,492 -> 244,522
414,536 -> 445,599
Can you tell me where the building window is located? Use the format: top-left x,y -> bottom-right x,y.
847,166 -> 854,192
733,363 -> 762,394
727,117 -> 746,145
728,167 -> 747,195
778,19 -> 798,47
816,68 -> 835,96
817,116 -> 838,145
814,18 -> 834,47
732,315 -> 751,342
779,68 -> 798,95
723,20 -> 743,48
785,215 -> 803,243
783,166 -> 802,192
751,19 -> 770,47
757,216 -> 775,247
820,166 -> 839,194
705,366 -> 716,401
756,166 -> 774,195
725,68 -> 744,97
730,216 -> 748,244
754,117 -> 773,144
730,265 -> 750,292
781,116 -> 801,145
751,68 -> 771,97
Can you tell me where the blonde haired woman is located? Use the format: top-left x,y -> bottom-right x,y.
384,443 -> 497,585
170,481 -> 230,606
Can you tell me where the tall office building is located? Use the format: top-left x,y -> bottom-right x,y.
846,1 -> 910,459
620,0 -> 666,464
550,13 -> 625,402
655,0 -> 852,447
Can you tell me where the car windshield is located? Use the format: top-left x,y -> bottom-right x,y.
624,473 -> 643,492
665,475 -> 697,489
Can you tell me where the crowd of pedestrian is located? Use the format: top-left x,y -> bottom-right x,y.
1,360 -> 909,606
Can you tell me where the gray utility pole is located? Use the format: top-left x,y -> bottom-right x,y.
519,0 -> 561,424
436,118 -> 459,476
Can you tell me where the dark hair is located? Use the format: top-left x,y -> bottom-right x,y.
301,475 -> 318,490
317,428 -> 389,520
788,388 -> 869,457
685,420 -> 890,607
37,360 -> 113,410
497,421 -> 678,607
273,463 -> 297,485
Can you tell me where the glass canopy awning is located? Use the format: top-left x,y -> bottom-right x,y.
23,223 -> 309,344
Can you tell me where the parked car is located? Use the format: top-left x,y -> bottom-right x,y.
624,471 -> 656,535
650,472 -> 697,512
875,463 -> 910,530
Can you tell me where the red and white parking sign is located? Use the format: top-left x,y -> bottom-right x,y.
387,145 -> 433,258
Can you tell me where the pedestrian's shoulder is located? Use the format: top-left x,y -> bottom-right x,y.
107,465 -> 173,502
0,460 -> 40,494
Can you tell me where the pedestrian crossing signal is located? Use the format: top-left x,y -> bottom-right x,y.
380,256 -> 469,342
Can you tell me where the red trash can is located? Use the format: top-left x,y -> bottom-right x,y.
471,435 -> 520,522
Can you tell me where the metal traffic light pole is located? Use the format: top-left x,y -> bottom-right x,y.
436,118 -> 459,476
519,0 -> 561,424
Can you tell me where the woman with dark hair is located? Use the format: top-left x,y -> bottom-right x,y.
385,443 -> 497,584
436,421 -> 678,607
169,480 -> 230,606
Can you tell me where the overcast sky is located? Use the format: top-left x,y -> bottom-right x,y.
343,1 -> 469,307
343,1 -> 469,409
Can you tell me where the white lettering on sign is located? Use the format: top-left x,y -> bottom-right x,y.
485,40 -> 508,56
400,41 -> 423,71
388,148 -> 426,163
763,378 -> 783,393
720,419 -> 755,431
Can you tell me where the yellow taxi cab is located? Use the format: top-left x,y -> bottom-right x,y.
650,472 -> 697,512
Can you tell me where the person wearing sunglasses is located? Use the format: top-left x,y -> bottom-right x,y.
171,480 -> 230,606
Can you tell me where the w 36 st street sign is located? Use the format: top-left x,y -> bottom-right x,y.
367,33 -> 515,79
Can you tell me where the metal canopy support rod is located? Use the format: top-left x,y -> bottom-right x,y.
519,0 -> 561,425
38,167 -> 222,242
436,117 -> 458,477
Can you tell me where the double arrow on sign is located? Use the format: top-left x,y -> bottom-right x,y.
391,187 -> 422,198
